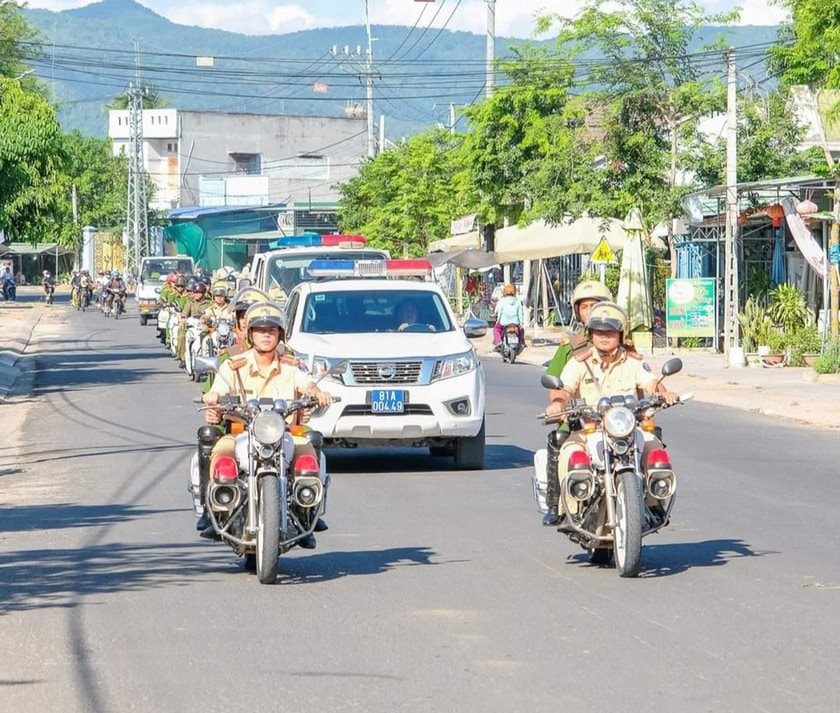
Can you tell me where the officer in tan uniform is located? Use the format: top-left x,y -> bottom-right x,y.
200,301 -> 333,547
544,302 -> 679,524
541,279 -> 612,525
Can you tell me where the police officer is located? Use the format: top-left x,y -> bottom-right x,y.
541,280 -> 612,525
177,282 -> 212,368
199,301 -> 333,547
544,302 -> 679,525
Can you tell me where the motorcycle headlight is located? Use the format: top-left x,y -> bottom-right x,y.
252,411 -> 286,445
603,406 -> 636,438
217,321 -> 231,337
434,350 -> 477,381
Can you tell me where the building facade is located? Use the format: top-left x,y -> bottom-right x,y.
108,109 -> 367,210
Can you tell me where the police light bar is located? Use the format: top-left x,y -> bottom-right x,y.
306,259 -> 432,279
271,233 -> 367,249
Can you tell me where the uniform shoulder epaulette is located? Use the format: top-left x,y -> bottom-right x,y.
569,333 -> 589,353
279,354 -> 300,366
229,356 -> 248,371
574,348 -> 592,362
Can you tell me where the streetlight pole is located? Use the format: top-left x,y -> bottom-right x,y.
723,48 -> 739,357
365,0 -> 375,157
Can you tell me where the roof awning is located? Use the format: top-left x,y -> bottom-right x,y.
0,242 -> 75,256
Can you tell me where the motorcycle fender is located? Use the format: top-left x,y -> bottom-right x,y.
188,452 -> 203,515
532,448 -> 549,514
234,432 -> 250,466
281,432 -> 295,465
585,432 -> 606,469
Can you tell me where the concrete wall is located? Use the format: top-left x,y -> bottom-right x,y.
178,112 -> 367,206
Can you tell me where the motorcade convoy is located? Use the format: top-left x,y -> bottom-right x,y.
283,259 -> 488,469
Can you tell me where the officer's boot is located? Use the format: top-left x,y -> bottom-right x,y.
542,430 -> 569,526
196,426 -> 221,531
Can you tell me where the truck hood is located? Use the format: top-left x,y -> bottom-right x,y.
291,331 -> 474,361
137,283 -> 162,299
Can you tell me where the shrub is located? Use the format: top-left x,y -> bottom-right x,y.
813,340 -> 840,374
768,284 -> 813,332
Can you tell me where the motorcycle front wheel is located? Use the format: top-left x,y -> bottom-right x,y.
614,471 -> 643,578
256,475 -> 281,584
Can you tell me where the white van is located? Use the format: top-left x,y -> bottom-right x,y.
136,255 -> 195,325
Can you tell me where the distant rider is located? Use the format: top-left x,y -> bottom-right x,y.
492,283 -> 525,350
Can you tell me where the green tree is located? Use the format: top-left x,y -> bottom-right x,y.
540,0 -> 737,274
770,0 -> 840,337
108,85 -> 169,110
0,78 -> 66,241
337,128 -> 468,255
686,92 -> 822,187
0,1 -> 36,83
47,131 -> 128,248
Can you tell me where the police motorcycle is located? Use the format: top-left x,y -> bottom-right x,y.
182,316 -> 203,379
190,357 -> 343,584
533,358 -> 690,578
156,300 -> 171,345
203,315 -> 235,361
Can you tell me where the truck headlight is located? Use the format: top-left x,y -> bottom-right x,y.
433,350 -> 477,381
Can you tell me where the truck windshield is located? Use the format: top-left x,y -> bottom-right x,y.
301,289 -> 453,334
266,251 -> 387,297
141,258 -> 193,281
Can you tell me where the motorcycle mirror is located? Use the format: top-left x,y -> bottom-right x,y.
463,315 -> 488,339
540,373 -> 563,390
237,278 -> 253,290
661,357 -> 683,377
194,355 -> 220,375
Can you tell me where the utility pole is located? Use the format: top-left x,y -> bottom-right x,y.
449,103 -> 456,135
723,48 -> 739,356
125,40 -> 150,279
365,0 -> 375,157
486,0 -> 495,97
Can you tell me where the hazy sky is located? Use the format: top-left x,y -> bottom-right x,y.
27,0 -> 790,38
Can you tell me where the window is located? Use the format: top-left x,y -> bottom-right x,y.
230,153 -> 262,175
167,142 -> 178,153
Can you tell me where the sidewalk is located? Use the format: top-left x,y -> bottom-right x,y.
0,287 -> 45,401
480,328 -> 840,431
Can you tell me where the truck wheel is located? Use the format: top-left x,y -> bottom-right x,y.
453,419 -> 485,470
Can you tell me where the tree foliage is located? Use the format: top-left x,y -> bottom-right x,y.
0,2 -> 36,82
770,0 -> 840,91
337,128 -> 469,256
0,78 -> 66,241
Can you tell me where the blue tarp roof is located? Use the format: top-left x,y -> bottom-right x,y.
168,204 -> 284,220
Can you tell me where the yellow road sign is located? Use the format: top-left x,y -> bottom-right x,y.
590,237 -> 616,264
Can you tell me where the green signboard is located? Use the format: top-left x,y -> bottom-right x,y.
665,278 -> 716,338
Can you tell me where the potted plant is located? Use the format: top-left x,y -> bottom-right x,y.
738,296 -> 773,354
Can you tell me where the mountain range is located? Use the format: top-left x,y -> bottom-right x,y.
23,0 -> 781,139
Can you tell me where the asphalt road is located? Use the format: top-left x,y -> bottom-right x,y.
1,298 -> 839,713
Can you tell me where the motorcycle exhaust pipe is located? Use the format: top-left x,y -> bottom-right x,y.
209,483 -> 242,512
292,476 -> 323,508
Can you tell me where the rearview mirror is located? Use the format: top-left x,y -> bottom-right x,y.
237,278 -> 252,290
540,373 -> 563,390
463,315 -> 488,339
661,357 -> 683,377
194,355 -> 220,375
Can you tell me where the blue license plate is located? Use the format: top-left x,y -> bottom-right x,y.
369,389 -> 407,413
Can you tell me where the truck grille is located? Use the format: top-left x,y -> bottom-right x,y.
350,361 -> 422,385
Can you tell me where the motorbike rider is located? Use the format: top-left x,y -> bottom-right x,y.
492,284 -> 525,351
544,302 -> 679,525
198,300 -> 334,547
106,270 -> 126,313
540,280 -> 612,525
42,270 -> 55,300
2,265 -> 15,299
229,286 -> 271,353
70,271 -> 81,307
177,282 -> 212,368
203,281 -> 232,327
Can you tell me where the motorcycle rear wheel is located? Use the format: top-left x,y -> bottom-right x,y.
256,475 -> 281,584
614,471 -> 643,578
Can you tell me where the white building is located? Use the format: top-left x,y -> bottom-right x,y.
108,109 -> 368,211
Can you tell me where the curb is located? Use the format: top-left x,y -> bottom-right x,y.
0,306 -> 43,400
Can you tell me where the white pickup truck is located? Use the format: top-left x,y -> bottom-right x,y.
247,234 -> 389,308
136,255 -> 194,325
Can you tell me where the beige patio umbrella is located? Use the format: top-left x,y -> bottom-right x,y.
616,207 -> 653,332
